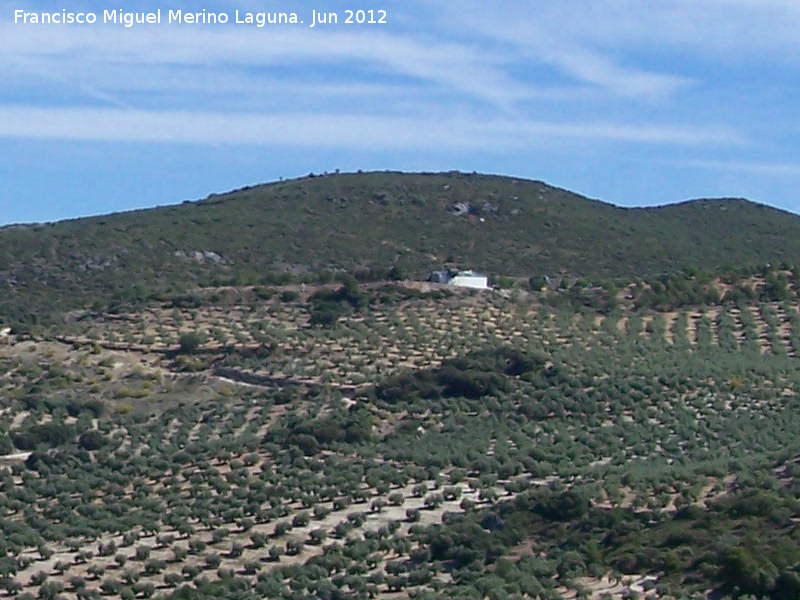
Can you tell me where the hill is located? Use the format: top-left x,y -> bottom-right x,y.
2,170 -> 800,326
1,169 -> 800,597
1,275 -> 799,599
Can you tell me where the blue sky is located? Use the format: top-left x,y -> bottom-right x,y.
2,0 -> 800,225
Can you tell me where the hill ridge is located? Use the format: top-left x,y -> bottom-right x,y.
2,170 -> 800,326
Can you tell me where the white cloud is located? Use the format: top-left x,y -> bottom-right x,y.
0,21 -> 527,109
0,105 -> 743,149
418,2 -> 692,98
0,1 -> 773,152
676,158 -> 800,177
429,0 -> 800,95
540,47 -> 692,98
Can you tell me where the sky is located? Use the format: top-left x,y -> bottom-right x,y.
2,0 -> 800,225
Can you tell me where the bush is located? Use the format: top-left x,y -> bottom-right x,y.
0,433 -> 13,455
527,488 -> 591,522
178,331 -> 206,354
307,279 -> 365,328
78,429 -> 107,451
436,366 -> 507,399
375,345 -> 545,403
308,305 -> 341,328
12,422 -> 76,450
289,434 -> 319,456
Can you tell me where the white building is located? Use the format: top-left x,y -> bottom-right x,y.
427,269 -> 490,290
448,270 -> 490,290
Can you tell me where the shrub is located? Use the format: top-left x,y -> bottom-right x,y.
375,345 -> 545,403
13,423 -> 76,450
78,429 -> 107,450
289,433 -> 319,456
177,331 -> 206,354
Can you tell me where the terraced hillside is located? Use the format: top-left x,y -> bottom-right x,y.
52,281 -> 800,389
1,276 -> 800,599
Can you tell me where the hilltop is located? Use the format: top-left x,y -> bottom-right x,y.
2,170 -> 800,326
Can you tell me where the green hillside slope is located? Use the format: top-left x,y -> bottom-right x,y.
2,171 -> 799,325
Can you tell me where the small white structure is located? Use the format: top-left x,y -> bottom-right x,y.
427,269 -> 490,290
448,270 -> 490,290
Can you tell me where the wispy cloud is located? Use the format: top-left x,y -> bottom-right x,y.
511,0 -> 800,58
0,105 -> 743,149
676,158 -> 800,177
429,0 -> 800,98
0,7 -> 748,150
0,22 -> 527,110
422,2 -> 693,98
540,47 -> 692,98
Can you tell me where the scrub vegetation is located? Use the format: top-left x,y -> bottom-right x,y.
1,172 -> 800,599
3,170 -> 800,329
